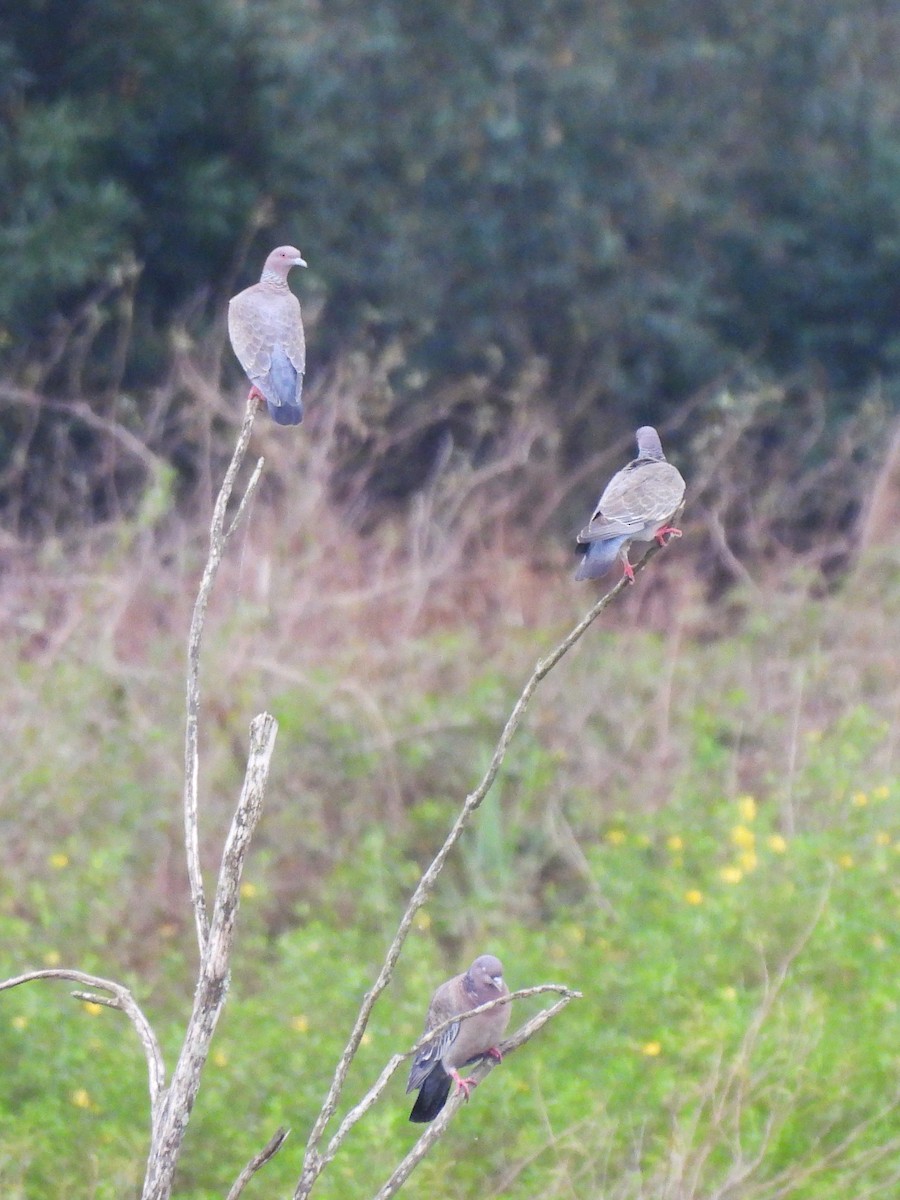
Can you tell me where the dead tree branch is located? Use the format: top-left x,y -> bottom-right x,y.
184,394 -> 264,955
316,984 -> 581,1179
0,968 -> 165,1120
142,711 -> 278,1200
372,992 -> 580,1200
295,545 -> 667,1200
1,397 -> 276,1200
226,1128 -> 291,1200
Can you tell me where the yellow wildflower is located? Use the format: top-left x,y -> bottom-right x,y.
768,834 -> 788,853
414,911 -> 431,932
12,1015 -> 28,1031
239,882 -> 258,899
731,825 -> 755,849
738,850 -> 758,873
605,829 -> 627,846
873,785 -> 890,801
291,1015 -> 310,1034
641,1041 -> 662,1056
82,1002 -> 103,1017
875,831 -> 891,847
851,792 -> 868,808
838,854 -> 854,869
720,986 -> 737,1002
361,1031 -> 372,1047
71,1089 -> 92,1109
869,933 -> 887,952
684,889 -> 704,905
667,835 -> 684,852
738,796 -> 757,822
43,950 -> 60,966
212,1049 -> 228,1067
568,924 -> 586,944
49,853 -> 69,870
719,866 -> 743,884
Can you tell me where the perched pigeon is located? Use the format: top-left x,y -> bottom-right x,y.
576,426 -> 685,583
228,245 -> 307,426
407,953 -> 511,1124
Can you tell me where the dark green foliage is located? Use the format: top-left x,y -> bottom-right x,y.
3,0 -> 900,529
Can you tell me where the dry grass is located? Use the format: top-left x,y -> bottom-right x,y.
1,357 -> 899,948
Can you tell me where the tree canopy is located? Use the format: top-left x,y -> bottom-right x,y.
2,0 -> 900,527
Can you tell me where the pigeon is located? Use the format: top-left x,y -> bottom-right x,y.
407,953 -> 511,1123
228,245 -> 307,426
576,426 -> 685,583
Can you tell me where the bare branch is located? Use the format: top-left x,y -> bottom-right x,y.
143,712 -> 278,1200
226,1127 -> 290,1200
318,985 -> 580,1174
0,968 -> 165,1118
371,993 -> 580,1200
184,395 -> 260,956
408,984 -> 579,1058
225,454 -> 265,544
294,549 -> 666,1199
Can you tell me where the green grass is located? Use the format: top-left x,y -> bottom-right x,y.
1,538 -> 899,1198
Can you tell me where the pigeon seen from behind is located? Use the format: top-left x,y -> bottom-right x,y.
576,425 -> 685,583
228,245 -> 307,426
407,953 -> 511,1123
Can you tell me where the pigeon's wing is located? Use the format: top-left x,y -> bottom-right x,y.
228,290 -> 305,388
406,976 -> 464,1093
406,1019 -> 460,1092
578,461 -> 684,543
229,289 -> 305,422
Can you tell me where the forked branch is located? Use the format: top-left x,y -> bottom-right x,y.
295,542 -> 669,1199
184,394 -> 265,956
0,969 -> 165,1120
372,991 -> 581,1200
318,984 -> 581,1177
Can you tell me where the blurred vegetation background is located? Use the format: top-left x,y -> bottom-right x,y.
3,0 -> 900,533
1,1 -> 900,1198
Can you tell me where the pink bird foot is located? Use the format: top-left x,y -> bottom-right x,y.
449,1068 -> 479,1102
622,557 -> 636,584
247,385 -> 267,411
655,524 -> 683,546
485,1046 -> 503,1063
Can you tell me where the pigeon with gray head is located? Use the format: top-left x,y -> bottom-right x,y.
228,245 -> 307,426
576,426 -> 685,583
407,953 -> 511,1123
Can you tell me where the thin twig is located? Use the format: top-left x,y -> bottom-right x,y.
0,968 -> 165,1118
226,455 -> 265,543
184,395 -> 260,956
371,994 -> 579,1200
295,545 -> 666,1200
226,1127 -> 290,1200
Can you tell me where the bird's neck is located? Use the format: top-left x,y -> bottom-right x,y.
260,270 -> 290,289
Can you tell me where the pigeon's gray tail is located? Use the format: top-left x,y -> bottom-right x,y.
575,535 -> 627,581
409,1065 -> 452,1123
263,345 -> 303,425
267,397 -> 303,425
